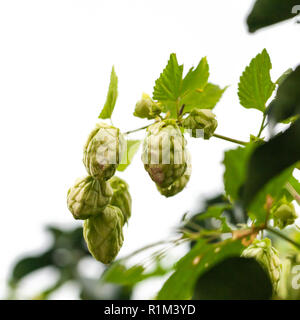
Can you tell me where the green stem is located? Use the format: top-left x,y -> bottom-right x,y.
266,227 -> 300,250
124,125 -> 150,135
213,133 -> 248,146
285,182 -> 300,205
257,113 -> 267,138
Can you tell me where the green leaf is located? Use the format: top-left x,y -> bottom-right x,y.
223,145 -> 255,201
288,175 -> 300,194
276,68 -> 293,86
117,140 -> 141,172
99,66 -> 118,119
268,66 -> 300,123
194,205 -> 232,233
247,0 -> 300,33
238,49 -> 275,112
153,53 -> 183,103
248,166 -> 294,224
242,118 -> 300,208
11,251 -> 53,284
181,57 -> 209,95
193,257 -> 272,300
182,83 -> 226,112
157,239 -> 244,300
103,262 -> 168,286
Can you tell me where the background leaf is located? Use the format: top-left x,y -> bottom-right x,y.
238,49 -> 275,112
99,66 -> 118,119
157,239 -> 243,300
193,257 -> 272,300
117,140 -> 141,172
268,66 -> 300,123
242,119 -> 300,208
247,0 -> 300,33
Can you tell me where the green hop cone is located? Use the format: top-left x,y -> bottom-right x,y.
182,108 -> 218,139
83,122 -> 125,180
142,120 -> 187,188
157,151 -> 192,197
67,176 -> 113,220
242,238 -> 281,291
271,199 -> 297,229
133,93 -> 162,119
109,176 -> 132,223
83,205 -> 124,264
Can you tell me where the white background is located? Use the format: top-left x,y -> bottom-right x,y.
0,0 -> 299,299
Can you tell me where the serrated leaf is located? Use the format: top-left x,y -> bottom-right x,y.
99,66 -> 118,119
193,257 -> 272,300
247,0 -> 300,33
117,140 -> 141,172
181,57 -> 209,95
223,145 -> 255,201
238,49 -> 275,112
182,83 -> 226,112
268,66 -> 300,123
242,119 -> 300,208
157,239 -> 244,300
153,53 -> 183,103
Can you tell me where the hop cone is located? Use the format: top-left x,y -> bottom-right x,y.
109,176 -> 132,223
242,238 -> 281,291
83,122 -> 125,180
157,152 -> 191,197
83,205 -> 124,264
272,198 -> 297,229
142,120 -> 187,188
134,93 -> 162,119
67,176 -> 113,220
182,108 -> 217,139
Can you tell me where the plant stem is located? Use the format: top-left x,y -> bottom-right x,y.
266,227 -> 300,250
212,133 -> 248,146
257,113 -> 267,138
285,182 -> 300,205
124,125 -> 149,135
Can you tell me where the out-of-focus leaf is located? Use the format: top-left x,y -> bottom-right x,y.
182,83 -> 226,112
117,140 -> 141,172
193,205 -> 232,233
99,66 -> 118,119
223,145 -> 255,201
276,68 -> 293,86
193,257 -> 272,300
247,166 -> 294,224
247,0 -> 300,33
268,66 -> 300,123
102,262 -> 168,286
242,118 -> 300,208
11,251 -> 53,284
157,239 -> 244,300
238,49 -> 275,112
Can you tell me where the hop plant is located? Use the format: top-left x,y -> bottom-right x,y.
134,93 -> 162,119
242,238 -> 281,291
182,108 -> 218,139
67,176 -> 113,220
271,198 -> 297,229
109,176 -> 132,223
83,122 -> 125,180
83,205 -> 124,264
157,152 -> 192,197
142,120 -> 188,188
